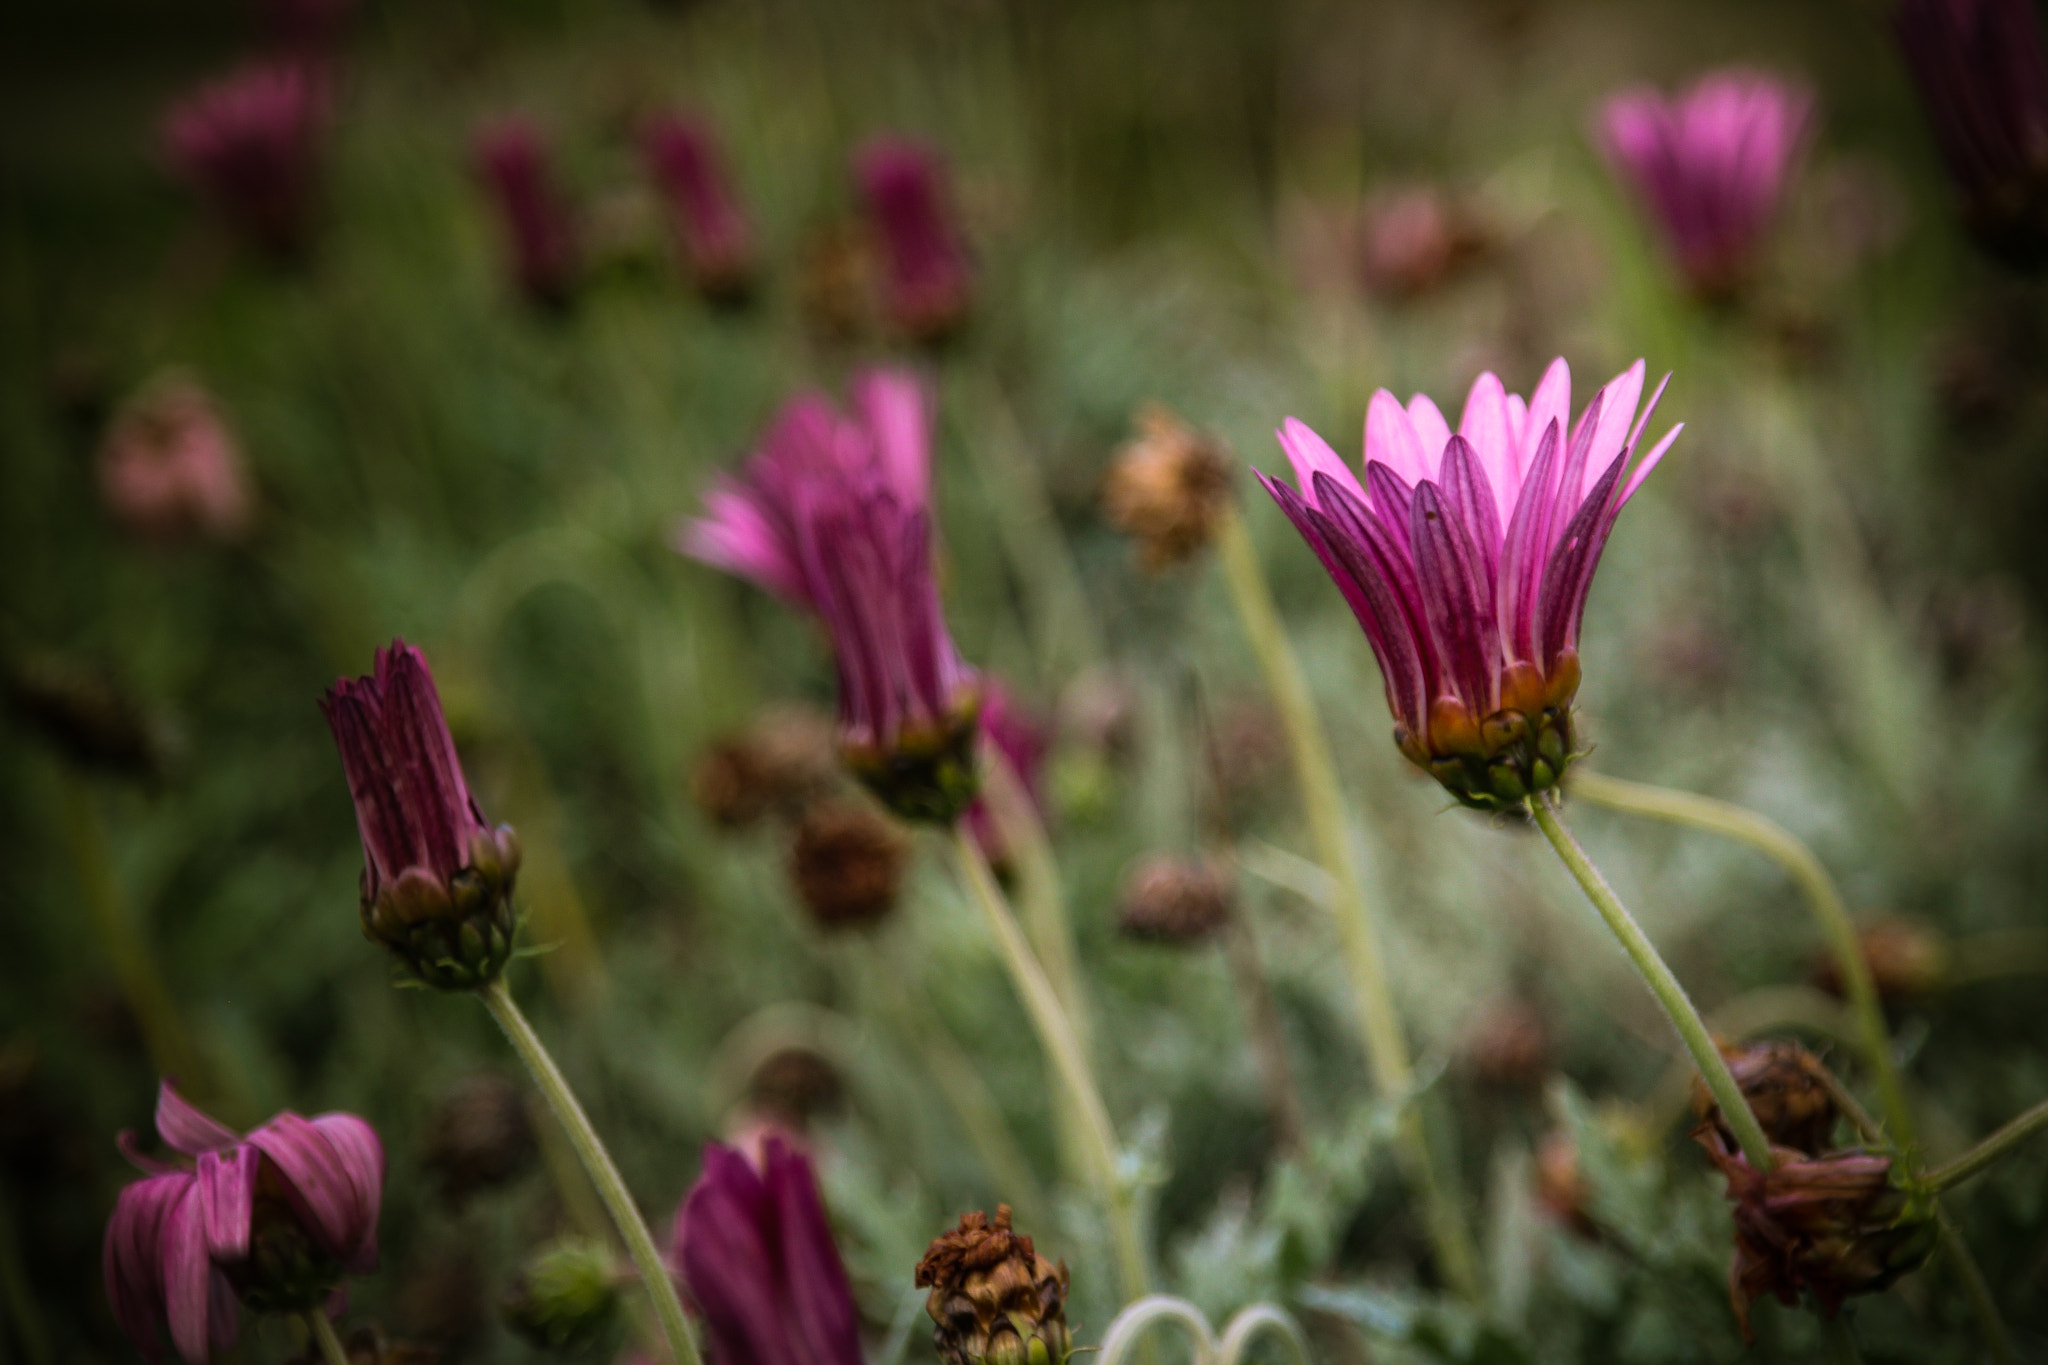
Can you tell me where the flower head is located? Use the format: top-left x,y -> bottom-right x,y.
789,799 -> 911,931
1255,358 -> 1680,811
856,138 -> 973,343
161,61 -> 329,260
97,374 -> 252,544
677,370 -> 980,822
104,1081 -> 383,1363
915,1206 -> 1072,1365
473,116 -> 579,311
643,114 -> 756,303
1692,1040 -> 1839,1156
1102,405 -> 1235,571
1896,0 -> 2048,269
320,640 -> 522,988
1596,69 -> 1814,297
1116,854 -> 1234,945
673,1136 -> 863,1365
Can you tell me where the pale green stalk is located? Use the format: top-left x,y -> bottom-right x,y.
1215,507 -> 1480,1297
1217,1304 -> 1312,1365
1526,796 -> 1775,1171
1098,1295 -> 1218,1365
479,980 -> 700,1365
1925,1098 -> 2048,1193
304,1311 -> 352,1365
949,829 -> 1149,1304
1569,770 -> 1914,1148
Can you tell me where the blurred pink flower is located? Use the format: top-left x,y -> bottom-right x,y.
1595,69 -> 1814,297
855,137 -> 973,342
161,60 -> 330,260
643,113 -> 756,302
473,116 -> 579,310
1255,358 -> 1680,811
104,1081 -> 383,1363
97,377 -> 252,543
1357,185 -> 1489,300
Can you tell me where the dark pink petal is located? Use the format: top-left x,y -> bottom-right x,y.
1497,419 -> 1562,664
195,1144 -> 258,1261
308,1113 -> 385,1271
1362,460 -> 1417,562
1438,435 -> 1503,580
677,1145 -> 801,1365
247,1112 -> 373,1265
1535,446 -> 1633,667
1409,481 -> 1499,713
160,1182 -> 217,1364
1548,388 -> 1605,551
105,1172 -> 188,1360
763,1139 -> 864,1365
155,1081 -> 239,1156
1310,472 -> 1437,726
849,368 -> 932,510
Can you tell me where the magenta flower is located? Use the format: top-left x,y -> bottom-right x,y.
97,375 -> 253,544
644,114 -> 756,303
1255,358 -> 1681,811
473,116 -> 579,311
855,138 -> 973,343
964,679 -> 1049,865
1896,0 -> 2048,269
677,370 -> 980,822
161,61 -> 330,260
673,1136 -> 863,1365
1595,69 -> 1814,297
104,1081 -> 383,1363
321,640 -> 522,988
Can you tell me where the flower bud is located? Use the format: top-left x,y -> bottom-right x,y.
421,1074 -> 536,1205
1116,855 -> 1234,944
915,1206 -> 1073,1365
500,1239 -> 621,1354
1691,1039 -> 1838,1157
790,800 -> 911,931
1103,405 -> 1235,571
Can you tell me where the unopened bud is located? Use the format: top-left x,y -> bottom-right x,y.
422,1074 -> 536,1205
501,1240 -> 621,1354
1103,405 -> 1235,571
916,1206 -> 1073,1365
1692,1039 -> 1838,1157
790,800 -> 910,931
1116,855 -> 1233,944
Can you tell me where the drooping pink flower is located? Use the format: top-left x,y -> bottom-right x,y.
676,370 -> 979,822
643,113 -> 756,303
964,679 -> 1049,865
1896,0 -> 2048,270
673,1136 -> 864,1365
855,138 -> 972,343
161,60 -> 330,260
320,641 -> 522,988
96,375 -> 252,544
1255,358 -> 1681,811
473,116 -> 579,311
1595,69 -> 1814,297
104,1081 -> 383,1363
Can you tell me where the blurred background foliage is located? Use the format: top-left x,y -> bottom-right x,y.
3,0 -> 2047,1361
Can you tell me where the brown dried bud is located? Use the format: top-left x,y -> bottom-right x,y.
916,1206 -> 1072,1365
692,704 -> 840,829
421,1073 -> 536,1205
789,800 -> 910,931
4,654 -> 170,782
1102,405 -> 1235,571
1691,1040 -> 1838,1157
1695,1126 -> 1936,1340
1464,998 -> 1551,1089
1811,919 -> 1949,1004
1116,855 -> 1234,944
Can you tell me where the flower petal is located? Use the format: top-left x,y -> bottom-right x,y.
1409,481 -> 1499,713
1366,389 -> 1432,486
246,1112 -> 373,1266
155,1081 -> 239,1156
677,1144 -> 801,1365
309,1113 -> 385,1271
849,367 -> 932,510
1275,418 -> 1364,512
105,1172 -> 188,1361
160,1181 -> 218,1365
1498,418 -> 1562,664
194,1144 -> 257,1261
763,1139 -> 863,1365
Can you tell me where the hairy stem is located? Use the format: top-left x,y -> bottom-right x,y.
1215,507 -> 1479,1297
1527,795 -> 1775,1171
479,979 -> 699,1365
1569,770 -> 1913,1148
1925,1097 -> 2048,1193
304,1310 -> 352,1365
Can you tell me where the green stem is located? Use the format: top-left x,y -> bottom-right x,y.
949,828 -> 1149,1305
1215,508 -> 1479,1297
1526,796 -> 1775,1171
1925,1097 -> 2048,1193
1821,1312 -> 1864,1365
478,979 -> 699,1365
303,1310 -> 352,1365
1569,770 -> 1914,1149
1934,1208 -> 2018,1365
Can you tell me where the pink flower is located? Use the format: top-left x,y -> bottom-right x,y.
321,641 -> 522,988
963,679 -> 1049,865
104,1081 -> 383,1363
677,370 -> 979,822
1595,69 -> 1814,297
473,116 -> 579,310
1255,358 -> 1680,811
855,138 -> 972,342
96,376 -> 252,544
161,61 -> 330,260
673,1136 -> 864,1365
643,114 -> 756,302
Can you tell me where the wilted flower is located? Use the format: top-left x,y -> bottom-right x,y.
104,1081 -> 383,1363
1102,405 -> 1235,571
1255,358 -> 1680,811
856,137 -> 973,343
421,1074 -> 535,1205
643,114 -> 756,303
789,800 -> 911,931
501,1239 -> 620,1353
1357,185 -> 1490,300
915,1206 -> 1072,1365
321,640 -> 523,989
963,680 -> 1050,867
1896,0 -> 2048,269
97,375 -> 252,544
473,117 -> 579,311
161,61 -> 330,260
1811,918 -> 1950,1003
1116,854 -> 1234,944
1694,1125 -> 1936,1339
1595,70 -> 1814,297
691,704 -> 841,829
1692,1040 -> 1838,1156
673,1136 -> 863,1365
677,370 -> 982,822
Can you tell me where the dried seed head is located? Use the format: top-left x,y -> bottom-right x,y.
1117,855 -> 1234,944
1103,405 -> 1235,571
1692,1040 -> 1838,1157
422,1074 -> 536,1205
1811,919 -> 1949,1004
789,801 -> 911,931
916,1206 -> 1072,1365
692,704 -> 840,828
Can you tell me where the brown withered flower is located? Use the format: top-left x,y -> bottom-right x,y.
1533,1131 -> 1595,1237
1811,919 -> 1949,1004
916,1206 -> 1072,1365
789,800 -> 911,931
692,704 -> 841,828
1116,855 -> 1234,944
1692,1040 -> 1838,1157
1694,1125 -> 1936,1339
1102,405 -> 1235,571
421,1073 -> 536,1205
